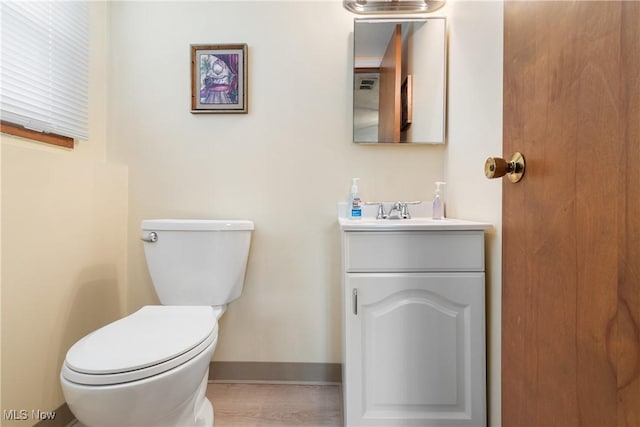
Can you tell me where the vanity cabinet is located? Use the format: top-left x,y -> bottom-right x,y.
341,229 -> 487,427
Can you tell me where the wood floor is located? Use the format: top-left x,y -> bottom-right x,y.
206,383 -> 343,427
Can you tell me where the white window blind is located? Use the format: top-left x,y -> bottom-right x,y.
0,1 -> 89,140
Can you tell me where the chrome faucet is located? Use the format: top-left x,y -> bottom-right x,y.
365,201 -> 422,220
365,202 -> 387,219
401,203 -> 412,219
387,202 -> 405,219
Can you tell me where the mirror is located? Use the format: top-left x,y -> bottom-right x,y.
353,18 -> 447,144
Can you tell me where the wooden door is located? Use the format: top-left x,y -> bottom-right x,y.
502,2 -> 640,426
378,24 -> 402,143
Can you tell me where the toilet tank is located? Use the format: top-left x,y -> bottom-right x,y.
141,219 -> 254,306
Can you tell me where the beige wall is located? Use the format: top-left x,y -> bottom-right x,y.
0,121 -> 3,418
0,2 -> 129,422
107,1 -> 446,364
444,2 -> 503,425
0,0 -> 503,423
108,1 -> 502,407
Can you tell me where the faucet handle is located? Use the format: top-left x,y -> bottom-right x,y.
400,201 -> 422,219
364,201 -> 387,219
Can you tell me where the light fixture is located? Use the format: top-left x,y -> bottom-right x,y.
343,0 -> 446,14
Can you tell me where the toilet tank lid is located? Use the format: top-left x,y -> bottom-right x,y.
142,219 -> 254,231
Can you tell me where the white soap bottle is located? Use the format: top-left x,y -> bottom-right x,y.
348,178 -> 362,219
432,181 -> 446,220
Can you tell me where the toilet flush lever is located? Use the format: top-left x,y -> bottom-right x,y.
141,232 -> 158,243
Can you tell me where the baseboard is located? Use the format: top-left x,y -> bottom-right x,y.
32,403 -> 75,427
209,362 -> 342,384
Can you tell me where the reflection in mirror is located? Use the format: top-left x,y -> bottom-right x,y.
353,18 -> 447,144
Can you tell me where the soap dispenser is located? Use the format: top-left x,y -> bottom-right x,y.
348,178 -> 362,219
432,181 -> 446,220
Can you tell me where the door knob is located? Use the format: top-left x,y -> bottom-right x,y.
484,152 -> 525,183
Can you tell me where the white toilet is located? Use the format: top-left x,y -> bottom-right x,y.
60,219 -> 254,427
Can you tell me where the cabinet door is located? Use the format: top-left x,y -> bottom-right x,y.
344,273 -> 486,427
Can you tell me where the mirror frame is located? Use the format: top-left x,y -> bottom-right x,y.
352,17 -> 447,144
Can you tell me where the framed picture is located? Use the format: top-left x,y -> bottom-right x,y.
400,74 -> 412,131
191,44 -> 248,114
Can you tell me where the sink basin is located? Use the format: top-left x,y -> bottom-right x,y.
337,201 -> 492,231
338,216 -> 492,231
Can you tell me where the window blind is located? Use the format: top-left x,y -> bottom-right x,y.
0,1 -> 89,140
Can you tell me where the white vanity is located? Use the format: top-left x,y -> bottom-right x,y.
339,212 -> 491,426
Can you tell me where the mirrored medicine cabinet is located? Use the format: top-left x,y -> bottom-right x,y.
353,17 -> 447,144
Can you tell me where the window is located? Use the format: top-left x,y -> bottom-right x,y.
0,1 -> 89,148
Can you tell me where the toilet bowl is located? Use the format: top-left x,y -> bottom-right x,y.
60,220 -> 253,427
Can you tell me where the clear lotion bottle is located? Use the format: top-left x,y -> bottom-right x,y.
432,181 -> 446,220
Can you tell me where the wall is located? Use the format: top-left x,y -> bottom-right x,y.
0,2 -> 129,422
107,1 -> 446,364
0,115 -> 3,418
445,2 -> 503,426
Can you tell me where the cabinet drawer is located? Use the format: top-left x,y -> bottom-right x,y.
344,231 -> 484,272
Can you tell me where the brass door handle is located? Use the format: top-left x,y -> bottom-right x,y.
484,152 -> 525,183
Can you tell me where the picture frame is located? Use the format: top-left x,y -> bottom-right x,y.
191,44 -> 248,114
400,74 -> 412,131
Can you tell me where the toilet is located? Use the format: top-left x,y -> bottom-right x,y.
60,219 -> 254,427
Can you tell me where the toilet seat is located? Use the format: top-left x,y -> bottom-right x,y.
61,306 -> 218,386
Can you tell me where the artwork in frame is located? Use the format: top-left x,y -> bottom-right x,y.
191,44 -> 248,114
